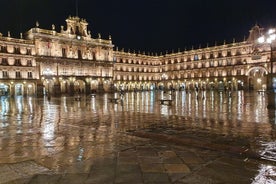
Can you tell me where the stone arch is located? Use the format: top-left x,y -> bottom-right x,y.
74,80 -> 86,93
0,83 -> 10,96
246,66 -> 268,76
247,66 -> 268,90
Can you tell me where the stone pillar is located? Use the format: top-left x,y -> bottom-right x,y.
86,82 -> 91,94
36,81 -> 44,97
53,83 -> 61,96
98,79 -> 104,93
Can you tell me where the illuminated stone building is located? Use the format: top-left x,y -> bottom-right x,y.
0,33 -> 36,96
114,25 -> 273,92
0,16 -> 274,97
0,16 -> 114,97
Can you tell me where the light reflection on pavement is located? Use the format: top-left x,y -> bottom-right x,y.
0,91 -> 275,183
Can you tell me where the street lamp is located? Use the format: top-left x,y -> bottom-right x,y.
258,28 -> 276,108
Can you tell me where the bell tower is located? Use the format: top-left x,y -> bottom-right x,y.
65,16 -> 89,37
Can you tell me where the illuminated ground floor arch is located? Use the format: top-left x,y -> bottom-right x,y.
0,66 -> 270,97
39,76 -> 113,96
0,81 -> 36,97
114,73 -> 268,93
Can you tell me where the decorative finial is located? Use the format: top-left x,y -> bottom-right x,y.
20,33 -> 23,39
224,40 -> 226,45
206,43 -> 209,48
98,33 -> 101,39
52,24 -> 55,30
36,21 -> 39,27
109,35 -> 112,40
233,38 -> 236,43
8,31 -> 10,37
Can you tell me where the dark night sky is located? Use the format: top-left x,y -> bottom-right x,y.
1,0 -> 276,53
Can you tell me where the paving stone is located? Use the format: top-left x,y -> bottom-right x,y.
0,161 -> 50,184
162,156 -> 183,164
159,151 -> 177,158
140,163 -> 165,173
138,156 -> 163,164
117,156 -> 138,165
143,173 -> 170,183
115,173 -> 143,183
168,173 -> 186,183
28,174 -> 62,184
58,173 -> 89,184
116,164 -> 141,174
164,164 -> 191,173
85,169 -> 115,184
179,173 -> 219,184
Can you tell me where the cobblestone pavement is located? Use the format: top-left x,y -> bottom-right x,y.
0,134 -> 265,184
0,91 -> 276,183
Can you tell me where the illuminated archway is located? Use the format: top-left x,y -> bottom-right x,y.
0,83 -> 10,96
74,80 -> 86,93
247,66 -> 267,90
15,83 -> 23,96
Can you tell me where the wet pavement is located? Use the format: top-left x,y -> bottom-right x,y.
0,90 -> 276,183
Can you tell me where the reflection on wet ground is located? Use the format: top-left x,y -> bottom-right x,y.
0,90 -> 276,183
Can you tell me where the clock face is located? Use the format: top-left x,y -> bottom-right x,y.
77,35 -> 81,40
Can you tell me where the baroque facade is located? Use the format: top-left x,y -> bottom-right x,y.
0,16 -> 274,97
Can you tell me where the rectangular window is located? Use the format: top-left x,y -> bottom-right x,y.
16,71 -> 21,78
194,55 -> 199,61
62,68 -> 67,75
27,60 -> 32,66
227,59 -> 232,65
227,70 -> 232,76
27,72 -> 32,78
2,71 -> 8,78
210,61 -> 214,67
15,47 -> 20,54
78,50 -> 82,59
62,48 -> 66,57
27,49 -> 31,55
1,46 -> 7,53
15,59 -> 21,66
2,58 -> 8,65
